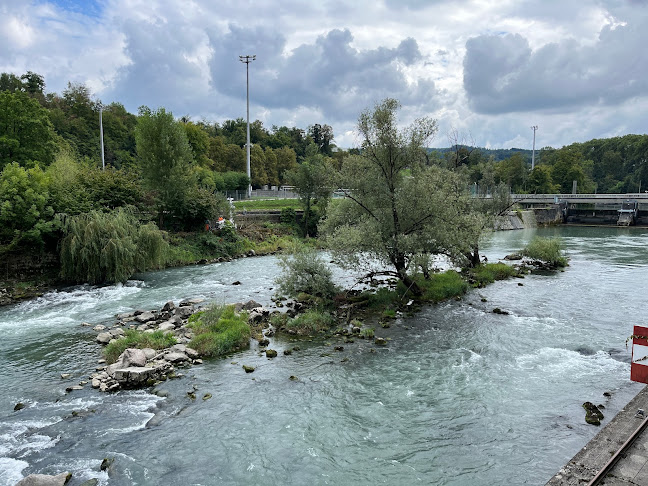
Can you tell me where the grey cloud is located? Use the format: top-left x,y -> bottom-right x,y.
463,13 -> 648,114
207,26 -> 435,122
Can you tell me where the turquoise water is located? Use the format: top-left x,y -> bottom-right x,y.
0,227 -> 646,485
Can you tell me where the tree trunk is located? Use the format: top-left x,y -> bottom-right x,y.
465,246 -> 481,268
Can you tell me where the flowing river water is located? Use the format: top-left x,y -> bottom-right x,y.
0,226 -> 647,485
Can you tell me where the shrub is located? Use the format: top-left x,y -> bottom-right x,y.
396,271 -> 468,303
103,330 -> 176,364
276,245 -> 338,300
360,327 -> 375,339
470,263 -> 519,286
188,304 -> 251,357
522,237 -> 568,267
282,310 -> 336,334
59,206 -> 168,284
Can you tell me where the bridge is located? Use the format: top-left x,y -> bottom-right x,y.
511,193 -> 648,205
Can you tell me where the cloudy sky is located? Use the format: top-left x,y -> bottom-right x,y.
1,0 -> 647,150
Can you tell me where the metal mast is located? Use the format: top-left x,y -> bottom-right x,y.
99,103 -> 105,170
531,125 -> 538,170
239,54 -> 256,198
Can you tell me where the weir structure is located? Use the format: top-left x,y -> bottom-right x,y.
512,193 -> 648,226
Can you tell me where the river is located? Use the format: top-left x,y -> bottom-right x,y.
0,226 -> 646,485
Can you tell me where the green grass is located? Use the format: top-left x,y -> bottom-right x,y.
188,304 -> 251,357
103,330 -> 177,364
417,271 -> 469,302
234,199 -> 301,210
469,263 -> 519,286
522,237 -> 568,267
360,327 -> 375,339
280,309 -> 336,335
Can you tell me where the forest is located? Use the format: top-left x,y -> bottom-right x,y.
1,70 -> 647,271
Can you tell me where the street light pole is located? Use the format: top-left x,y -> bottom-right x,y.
531,125 -> 538,171
239,54 -> 256,198
99,103 -> 105,170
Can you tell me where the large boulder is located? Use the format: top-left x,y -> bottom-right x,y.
135,312 -> 155,323
241,300 -> 262,311
175,306 -> 194,319
161,301 -> 175,312
164,352 -> 188,363
113,363 -> 172,387
16,472 -> 71,486
96,332 -> 112,345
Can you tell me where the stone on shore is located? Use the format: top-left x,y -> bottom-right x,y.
135,312 -> 155,323
96,332 -> 112,345
164,351 -> 189,363
113,364 -> 171,387
161,301 -> 175,312
16,472 -> 71,486
583,401 -> 604,425
265,349 -> 278,358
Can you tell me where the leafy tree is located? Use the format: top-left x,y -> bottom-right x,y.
495,153 -> 528,192
275,245 -> 338,300
20,71 -> 45,96
527,165 -> 557,193
135,106 -> 193,227
308,123 -> 334,156
275,146 -> 298,184
250,144 -> 268,187
0,73 -> 24,93
182,121 -> 211,166
59,206 -> 168,284
0,162 -> 56,253
320,99 -> 483,294
286,153 -> 333,237
0,91 -> 57,170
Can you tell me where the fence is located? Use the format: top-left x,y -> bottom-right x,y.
221,187 -> 299,201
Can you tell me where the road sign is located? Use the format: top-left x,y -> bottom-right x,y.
631,326 -> 648,383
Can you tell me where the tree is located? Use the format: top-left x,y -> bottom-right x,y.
527,165 -> 556,193
308,123 -> 334,156
135,106 -> 193,227
286,153 -> 333,237
320,99 -> 485,293
0,91 -> 57,170
0,162 -> 56,254
0,73 -> 24,93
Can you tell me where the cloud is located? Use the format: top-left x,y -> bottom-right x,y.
463,10 -> 648,114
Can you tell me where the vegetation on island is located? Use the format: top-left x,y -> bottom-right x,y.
187,305 -> 251,357
104,330 -> 177,364
522,237 -> 569,268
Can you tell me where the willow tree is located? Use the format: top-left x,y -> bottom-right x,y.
320,99 -> 481,294
59,207 -> 168,284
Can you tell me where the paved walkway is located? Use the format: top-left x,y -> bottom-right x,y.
547,386 -> 648,485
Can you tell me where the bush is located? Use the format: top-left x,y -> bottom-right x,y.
396,271 -> 468,303
188,304 -> 251,357
522,237 -> 568,267
470,263 -> 519,286
282,309 -> 336,334
276,245 -> 338,300
59,206 -> 168,284
103,330 -> 176,364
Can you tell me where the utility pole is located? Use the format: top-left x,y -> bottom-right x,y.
99,103 -> 105,170
531,125 -> 538,171
239,54 -> 256,198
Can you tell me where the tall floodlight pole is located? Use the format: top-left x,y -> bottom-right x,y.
239,54 -> 256,198
531,125 -> 538,171
99,103 -> 105,170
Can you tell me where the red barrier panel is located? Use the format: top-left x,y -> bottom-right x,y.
631,325 -> 648,384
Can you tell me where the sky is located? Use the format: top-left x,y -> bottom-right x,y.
1,0 -> 647,150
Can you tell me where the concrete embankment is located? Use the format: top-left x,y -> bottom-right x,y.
546,385 -> 648,485
495,208 -> 563,230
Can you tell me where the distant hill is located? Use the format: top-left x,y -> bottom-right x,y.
428,146 -> 532,162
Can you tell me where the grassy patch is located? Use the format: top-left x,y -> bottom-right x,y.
522,237 -> 568,267
188,304 -> 251,358
234,199 -> 301,210
468,263 -> 519,286
360,327 -> 375,339
281,309 -> 336,335
166,229 -> 246,265
103,330 -> 177,364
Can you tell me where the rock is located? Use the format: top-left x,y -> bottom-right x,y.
92,325 -> 106,332
185,347 -> 199,359
175,306 -> 194,319
492,308 -> 509,315
283,349 -> 292,356
258,338 -> 270,347
161,301 -> 175,312
179,298 -> 204,307
15,472 -> 72,486
113,364 -> 171,387
117,312 -> 135,320
232,281 -> 241,285
158,322 -> 176,332
65,385 -> 83,392
247,249 -> 256,256
193,359 -> 203,365
517,283 -> 524,286
248,309 -> 266,324
603,391 -> 612,397
136,312 -> 155,323
481,298 -> 487,302
504,253 -> 523,260
116,348 -> 147,368
79,480 -> 99,486
169,344 -> 187,353
241,300 -> 262,311
164,352 -> 189,363
352,326 -> 361,334
96,332 -> 112,345
203,393 -> 212,400
265,349 -> 278,358
60,373 -> 72,379
583,401 -> 604,425
109,328 -> 125,338
289,375 -> 298,381
80,322 -> 92,327
142,348 -> 157,360
136,324 -> 149,331
100,457 -> 114,471
91,378 -> 101,388
243,365 -> 255,373
374,337 -> 387,346
334,346 -> 344,351
14,402 -> 25,411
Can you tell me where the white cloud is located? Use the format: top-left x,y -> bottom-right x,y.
0,0 -> 646,149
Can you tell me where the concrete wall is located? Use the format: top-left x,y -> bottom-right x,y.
495,210 -> 537,230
